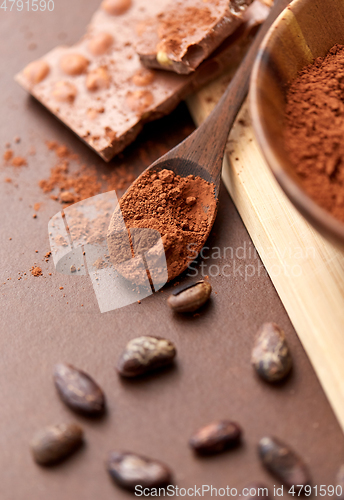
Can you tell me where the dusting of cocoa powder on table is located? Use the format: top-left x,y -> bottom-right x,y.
3,150 -> 13,162
284,44 -> 344,223
38,141 -> 135,205
31,266 -> 42,277
108,169 -> 216,282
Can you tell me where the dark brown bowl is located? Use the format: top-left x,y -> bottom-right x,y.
250,0 -> 344,246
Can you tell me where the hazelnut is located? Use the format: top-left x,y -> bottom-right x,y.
156,51 -> 173,67
60,54 -> 89,76
86,67 -> 110,91
101,0 -> 131,15
88,32 -> 114,56
126,90 -> 153,113
23,60 -> 50,84
52,81 -> 78,103
132,68 -> 155,86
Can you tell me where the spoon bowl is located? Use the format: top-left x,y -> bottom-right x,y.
250,0 -> 344,246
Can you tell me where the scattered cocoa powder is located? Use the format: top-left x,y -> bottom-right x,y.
4,139 -> 135,209
55,145 -> 70,158
107,169 -> 216,282
62,197 -> 116,247
284,44 -> 344,223
54,235 -> 68,246
3,150 -> 13,161
45,140 -> 78,161
38,161 -> 101,205
46,140 -> 59,150
31,266 -> 42,277
93,257 -> 109,270
38,141 -> 135,206
105,167 -> 135,191
11,156 -> 27,167
60,191 -> 78,204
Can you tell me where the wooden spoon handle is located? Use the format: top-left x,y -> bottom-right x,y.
167,0 -> 291,183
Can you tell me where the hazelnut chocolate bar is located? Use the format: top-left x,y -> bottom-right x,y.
136,0 -> 254,75
15,0 -> 269,162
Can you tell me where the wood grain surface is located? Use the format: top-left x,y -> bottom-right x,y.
0,1 -> 344,499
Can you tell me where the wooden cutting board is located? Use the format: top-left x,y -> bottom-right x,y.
187,70 -> 344,434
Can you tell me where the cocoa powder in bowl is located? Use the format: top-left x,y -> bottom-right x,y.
284,44 -> 344,223
107,169 -> 216,283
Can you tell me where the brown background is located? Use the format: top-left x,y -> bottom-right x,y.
1,1 -> 344,499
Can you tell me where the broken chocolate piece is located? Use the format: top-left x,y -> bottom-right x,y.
15,0 -> 270,162
136,0 -> 253,75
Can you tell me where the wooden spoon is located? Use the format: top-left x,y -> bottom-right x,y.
109,0 -> 291,283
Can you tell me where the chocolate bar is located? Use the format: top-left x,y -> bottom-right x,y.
136,0 -> 253,75
15,0 -> 269,162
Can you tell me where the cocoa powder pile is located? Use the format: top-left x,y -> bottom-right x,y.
284,44 -> 344,223
108,169 -> 216,282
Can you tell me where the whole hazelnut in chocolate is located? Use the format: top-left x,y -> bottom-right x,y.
23,60 -> 50,85
132,68 -> 155,87
126,90 -> 153,114
52,81 -> 78,103
87,107 -> 105,120
86,67 -> 111,91
101,0 -> 132,16
88,32 -> 114,56
60,53 -> 89,76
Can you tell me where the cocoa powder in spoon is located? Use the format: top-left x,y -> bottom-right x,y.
108,169 -> 216,282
